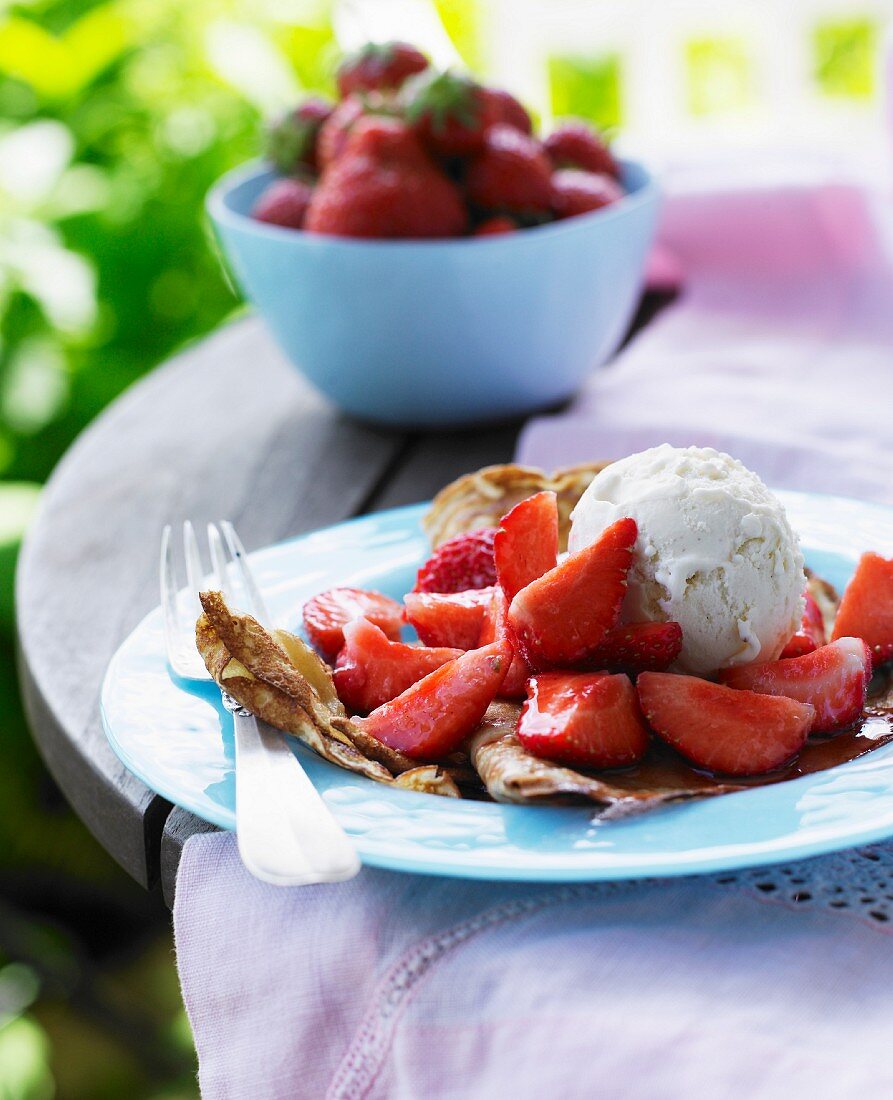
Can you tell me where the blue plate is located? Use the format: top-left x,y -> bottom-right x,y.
102,492 -> 893,881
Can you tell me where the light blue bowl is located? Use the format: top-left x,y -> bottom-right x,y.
207,159 -> 660,427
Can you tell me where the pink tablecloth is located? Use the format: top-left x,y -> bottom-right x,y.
174,167 -> 893,1099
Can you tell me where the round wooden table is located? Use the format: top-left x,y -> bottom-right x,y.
17,299 -> 664,905
15,317 -> 524,903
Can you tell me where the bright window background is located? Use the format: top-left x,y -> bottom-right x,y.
483,0 -> 889,158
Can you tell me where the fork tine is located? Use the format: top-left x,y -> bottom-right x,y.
183,520 -> 204,594
221,521 -> 271,625
159,524 -> 181,663
207,522 -> 231,600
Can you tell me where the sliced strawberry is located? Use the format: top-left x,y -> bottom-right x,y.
479,589 -> 529,698
356,641 -> 510,759
637,673 -> 814,776
831,552 -> 893,668
780,591 -> 825,659
779,635 -> 815,660
403,588 -> 493,649
718,637 -> 871,733
583,621 -> 683,674
518,672 -> 649,769
414,527 -> 497,593
507,517 -> 637,669
494,491 -> 559,603
333,618 -> 462,713
303,587 -> 403,660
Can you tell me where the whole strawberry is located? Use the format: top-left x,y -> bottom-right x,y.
465,125 -> 552,214
305,116 -> 467,239
414,527 -> 498,593
317,95 -> 384,170
484,87 -> 532,134
252,176 -> 314,228
551,169 -> 623,219
337,41 -> 429,98
544,121 -> 619,179
264,97 -> 333,174
473,215 -> 517,236
402,69 -> 502,156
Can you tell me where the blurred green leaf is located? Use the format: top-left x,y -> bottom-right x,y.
0,965 -> 41,1029
0,6 -> 134,101
0,1015 -> 54,1100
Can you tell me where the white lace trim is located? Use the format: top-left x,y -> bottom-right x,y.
712,843 -> 893,926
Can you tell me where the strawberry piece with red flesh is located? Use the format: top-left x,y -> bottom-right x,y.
719,637 -> 872,734
414,527 -> 497,593
637,673 -> 814,776
494,491 -> 559,603
356,641 -> 510,759
336,41 -> 429,99
303,587 -> 403,661
780,591 -> 826,659
518,672 -> 649,769
403,588 -> 493,650
583,621 -> 683,674
479,589 -> 529,698
333,617 -> 462,714
831,552 -> 893,668
507,517 -> 637,669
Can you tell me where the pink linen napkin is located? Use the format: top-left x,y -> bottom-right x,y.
519,169 -> 893,500
176,837 -> 893,1100
175,167 -> 893,1099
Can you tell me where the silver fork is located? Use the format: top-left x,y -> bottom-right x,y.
160,520 -> 361,886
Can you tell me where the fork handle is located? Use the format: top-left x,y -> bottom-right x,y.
234,713 -> 361,886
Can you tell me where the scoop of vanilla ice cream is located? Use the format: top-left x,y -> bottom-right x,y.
568,445 -> 805,675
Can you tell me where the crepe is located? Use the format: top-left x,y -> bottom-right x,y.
468,702 -> 742,818
422,462 -> 610,552
196,592 -> 460,798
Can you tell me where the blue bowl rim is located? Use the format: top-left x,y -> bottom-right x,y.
206,156 -> 660,250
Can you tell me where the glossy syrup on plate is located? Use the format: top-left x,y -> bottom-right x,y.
600,670 -> 893,796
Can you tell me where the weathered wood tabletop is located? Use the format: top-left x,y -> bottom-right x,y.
17,301 -> 664,906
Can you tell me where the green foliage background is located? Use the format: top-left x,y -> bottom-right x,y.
0,1 -> 343,1094
0,2 -> 483,1094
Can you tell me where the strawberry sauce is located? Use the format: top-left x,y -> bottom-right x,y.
597,673 -> 893,795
